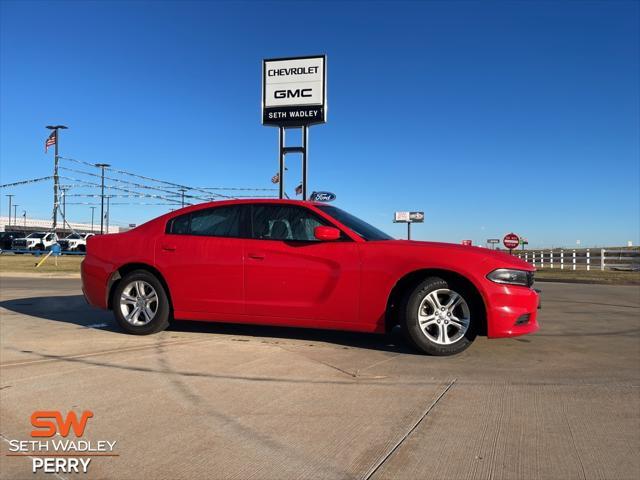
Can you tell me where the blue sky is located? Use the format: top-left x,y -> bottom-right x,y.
1,0 -> 638,247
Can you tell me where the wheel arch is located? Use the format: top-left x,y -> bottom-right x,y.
107,263 -> 173,312
385,268 -> 487,335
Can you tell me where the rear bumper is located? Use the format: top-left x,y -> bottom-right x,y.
485,283 -> 540,338
81,257 -> 111,309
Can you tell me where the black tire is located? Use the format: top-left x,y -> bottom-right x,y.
112,270 -> 170,335
400,276 -> 478,356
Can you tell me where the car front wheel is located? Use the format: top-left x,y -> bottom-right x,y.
113,270 -> 170,335
401,277 -> 477,356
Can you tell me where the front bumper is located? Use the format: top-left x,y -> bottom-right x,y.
485,284 -> 540,338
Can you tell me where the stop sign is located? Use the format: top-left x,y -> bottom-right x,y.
503,233 -> 520,249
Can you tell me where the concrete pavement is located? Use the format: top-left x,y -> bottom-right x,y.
0,277 -> 638,479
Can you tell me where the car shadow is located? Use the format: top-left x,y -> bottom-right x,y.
0,295 -> 418,355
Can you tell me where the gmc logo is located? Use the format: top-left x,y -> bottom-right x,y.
274,89 -> 312,99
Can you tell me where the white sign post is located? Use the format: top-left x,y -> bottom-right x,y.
262,55 -> 327,200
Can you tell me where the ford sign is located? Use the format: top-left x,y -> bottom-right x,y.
310,191 -> 336,202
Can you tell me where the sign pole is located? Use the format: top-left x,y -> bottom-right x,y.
302,125 -> 308,200
407,223 -> 411,240
278,127 -> 285,199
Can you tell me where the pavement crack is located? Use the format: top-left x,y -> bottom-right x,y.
361,378 -> 457,480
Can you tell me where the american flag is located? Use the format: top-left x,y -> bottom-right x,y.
295,183 -> 303,195
271,173 -> 279,184
45,130 -> 56,153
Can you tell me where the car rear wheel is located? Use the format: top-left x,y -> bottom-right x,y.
113,270 -> 170,335
401,277 -> 477,356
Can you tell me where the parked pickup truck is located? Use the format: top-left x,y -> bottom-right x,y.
0,231 -> 27,252
58,233 -> 95,252
11,232 -> 59,251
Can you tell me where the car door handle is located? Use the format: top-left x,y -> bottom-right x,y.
161,244 -> 177,252
248,252 -> 265,260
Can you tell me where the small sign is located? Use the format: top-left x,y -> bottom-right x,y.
487,238 -> 500,244
262,55 -> 326,127
503,233 -> 520,250
310,191 -> 336,202
461,240 -> 472,246
394,211 -> 424,223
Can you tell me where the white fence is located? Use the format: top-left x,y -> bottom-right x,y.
515,248 -> 639,271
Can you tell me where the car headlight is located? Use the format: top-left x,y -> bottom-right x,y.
487,269 -> 533,287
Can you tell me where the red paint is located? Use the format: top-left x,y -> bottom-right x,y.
82,199 -> 539,340
503,233 -> 520,250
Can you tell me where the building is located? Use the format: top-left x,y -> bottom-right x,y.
0,216 -> 120,234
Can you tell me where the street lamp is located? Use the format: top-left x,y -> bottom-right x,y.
95,163 -> 111,234
13,205 -> 19,227
5,194 -> 14,227
22,210 -> 26,228
90,206 -> 96,232
46,125 -> 68,230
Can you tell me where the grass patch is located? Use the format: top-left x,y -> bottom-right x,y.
0,254 -> 83,274
535,268 -> 640,285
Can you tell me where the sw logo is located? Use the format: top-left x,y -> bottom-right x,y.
31,410 -> 94,437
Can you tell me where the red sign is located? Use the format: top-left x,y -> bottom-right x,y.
503,233 -> 520,249
461,240 -> 472,246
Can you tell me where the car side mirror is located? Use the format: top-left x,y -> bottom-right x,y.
314,226 -> 341,241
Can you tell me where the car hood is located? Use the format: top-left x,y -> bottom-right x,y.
372,239 -> 534,271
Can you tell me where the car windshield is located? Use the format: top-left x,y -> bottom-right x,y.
27,233 -> 46,239
317,205 -> 394,241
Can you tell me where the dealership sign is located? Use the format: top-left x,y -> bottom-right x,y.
394,211 -> 424,223
262,55 -> 327,127
503,233 -> 520,249
309,191 -> 336,202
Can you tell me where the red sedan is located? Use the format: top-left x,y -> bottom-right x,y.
82,199 -> 539,355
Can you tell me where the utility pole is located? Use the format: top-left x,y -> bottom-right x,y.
60,185 -> 69,236
5,194 -> 14,227
90,206 -> 96,232
95,163 -> 110,234
105,196 -> 111,234
178,188 -> 187,207
46,125 -> 68,230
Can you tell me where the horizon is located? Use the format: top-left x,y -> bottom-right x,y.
1,0 -> 638,248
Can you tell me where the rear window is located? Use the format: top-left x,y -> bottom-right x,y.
166,206 -> 243,238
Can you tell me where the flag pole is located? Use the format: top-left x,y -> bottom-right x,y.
46,125 -> 68,232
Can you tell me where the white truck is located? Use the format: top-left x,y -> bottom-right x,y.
58,233 -> 95,252
11,232 -> 59,252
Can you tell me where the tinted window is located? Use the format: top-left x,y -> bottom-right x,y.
190,207 -> 241,237
251,205 -> 328,241
317,205 -> 393,241
167,206 -> 242,238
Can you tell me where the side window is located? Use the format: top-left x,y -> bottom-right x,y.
167,213 -> 190,235
167,206 -> 242,237
251,205 -> 327,241
190,206 -> 241,237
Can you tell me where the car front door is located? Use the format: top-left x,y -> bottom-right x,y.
155,205 -> 247,316
243,204 -> 360,328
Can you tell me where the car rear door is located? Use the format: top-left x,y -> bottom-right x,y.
243,204 -> 360,327
155,205 -> 247,316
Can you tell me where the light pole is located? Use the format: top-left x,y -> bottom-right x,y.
22,210 -> 26,228
13,205 -> 19,227
95,163 -> 110,234
105,196 -> 111,234
5,194 -> 14,227
60,185 -> 69,235
46,125 -> 68,230
90,206 -> 96,232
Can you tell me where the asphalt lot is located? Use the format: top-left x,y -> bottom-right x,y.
0,276 -> 638,479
